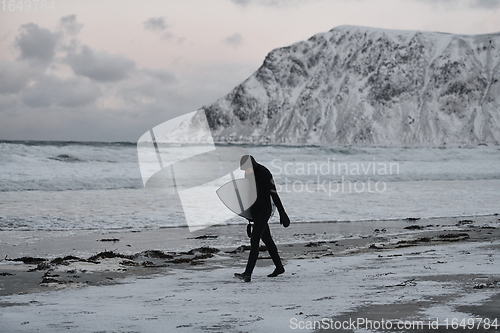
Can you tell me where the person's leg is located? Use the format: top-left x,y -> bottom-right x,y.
243,221 -> 266,277
261,223 -> 283,269
261,224 -> 285,277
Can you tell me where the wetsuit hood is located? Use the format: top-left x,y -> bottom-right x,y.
240,155 -> 265,176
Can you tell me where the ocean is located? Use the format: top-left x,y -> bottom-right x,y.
1,140 -> 499,232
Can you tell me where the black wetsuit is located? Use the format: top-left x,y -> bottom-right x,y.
243,156 -> 285,276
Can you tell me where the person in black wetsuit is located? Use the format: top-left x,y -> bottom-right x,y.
234,155 -> 290,282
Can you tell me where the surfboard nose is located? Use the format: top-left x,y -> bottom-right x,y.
136,109 -> 256,231
216,178 -> 257,220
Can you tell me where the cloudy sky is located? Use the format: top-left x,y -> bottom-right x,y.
1,0 -> 499,142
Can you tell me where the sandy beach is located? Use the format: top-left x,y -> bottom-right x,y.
0,215 -> 499,332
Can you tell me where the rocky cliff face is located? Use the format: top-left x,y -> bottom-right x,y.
201,25 -> 500,146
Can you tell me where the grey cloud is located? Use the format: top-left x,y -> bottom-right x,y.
0,94 -> 18,114
58,15 -> 83,54
231,0 -> 251,5
141,68 -> 177,83
60,14 -> 83,36
1,61 -> 256,141
223,33 -> 244,48
471,0 -> 500,9
67,45 -> 135,82
413,0 -> 500,9
1,15 -> 257,141
0,60 -> 42,94
144,17 -> 168,31
56,79 -> 101,107
161,31 -> 174,40
15,23 -> 60,64
143,16 -> 182,43
22,75 -> 101,108
118,70 -> 174,106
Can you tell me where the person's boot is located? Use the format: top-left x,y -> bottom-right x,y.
267,266 -> 285,277
234,272 -> 251,282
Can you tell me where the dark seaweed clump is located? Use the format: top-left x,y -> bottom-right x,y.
88,251 -> 134,262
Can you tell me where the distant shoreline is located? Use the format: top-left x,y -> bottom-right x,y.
1,139 -> 497,149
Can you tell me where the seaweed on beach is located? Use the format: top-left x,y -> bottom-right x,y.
437,233 -> 469,240
480,225 -> 496,229
141,261 -> 166,267
188,235 -> 218,240
167,257 -> 195,264
396,237 -> 431,247
387,279 -> 417,287
50,256 -> 79,265
225,245 -> 268,253
39,271 -> 66,284
25,256 -> 88,271
0,272 -> 15,276
187,247 -> 220,255
64,255 -> 86,264
40,277 -> 60,284
136,250 -> 174,259
225,245 -> 250,253
28,262 -> 52,271
473,281 -> 500,289
98,238 -> 120,242
305,241 -> 326,247
164,250 -> 215,264
193,253 -> 214,260
26,256 -> 85,271
40,275 -> 74,285
404,225 -> 424,230
6,257 -> 47,264
87,251 -> 134,262
398,233 -> 470,247
120,260 -> 140,266
63,255 -> 83,261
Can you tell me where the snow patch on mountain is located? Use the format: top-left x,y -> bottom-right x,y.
201,25 -> 500,146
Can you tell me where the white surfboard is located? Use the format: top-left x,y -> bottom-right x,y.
216,178 -> 257,220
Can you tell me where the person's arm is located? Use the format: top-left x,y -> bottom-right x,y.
268,175 -> 290,227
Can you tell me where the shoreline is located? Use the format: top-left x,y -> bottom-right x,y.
1,215 -> 498,296
1,215 -> 499,332
1,213 -> 497,256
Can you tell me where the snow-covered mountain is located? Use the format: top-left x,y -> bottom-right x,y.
201,25 -> 500,146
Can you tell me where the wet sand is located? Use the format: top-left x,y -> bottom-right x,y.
1,215 -> 499,332
1,215 -> 498,297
